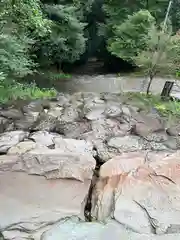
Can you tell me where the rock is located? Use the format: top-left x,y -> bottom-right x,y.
94,140 -> 120,162
41,217 -> 180,240
29,131 -> 60,147
91,119 -> 128,141
55,121 -> 91,138
91,151 -> 180,235
32,112 -> 57,131
54,137 -> 94,156
14,113 -> 39,130
107,135 -> 143,152
166,125 -> 180,136
85,102 -> 106,120
7,140 -> 47,155
91,152 -> 146,220
56,93 -> 70,106
0,131 -> 28,153
0,117 -> 10,133
133,113 -> 164,137
122,105 -> 131,117
60,105 -> 79,123
0,171 -> 92,239
104,102 -> 122,118
47,106 -> 63,118
0,155 -> 19,172
164,137 -> 180,150
22,99 -> 50,114
13,148 -> 96,181
0,108 -> 23,120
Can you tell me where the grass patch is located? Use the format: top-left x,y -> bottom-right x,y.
0,79 -> 57,104
40,71 -> 72,82
124,92 -> 180,122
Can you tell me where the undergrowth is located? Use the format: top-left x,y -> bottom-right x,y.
0,73 -> 57,103
125,92 -> 180,121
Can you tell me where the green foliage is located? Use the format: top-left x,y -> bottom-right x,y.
107,10 -> 155,62
42,71 -> 72,81
133,24 -> 180,93
125,92 -> 180,119
0,0 -> 51,37
0,34 -> 36,77
38,4 -> 86,67
0,80 -> 57,104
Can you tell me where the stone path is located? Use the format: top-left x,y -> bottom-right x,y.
0,92 -> 180,239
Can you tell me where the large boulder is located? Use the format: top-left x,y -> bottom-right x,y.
12,148 -> 96,181
91,151 -> 180,235
41,217 -> 180,240
0,148 -> 96,239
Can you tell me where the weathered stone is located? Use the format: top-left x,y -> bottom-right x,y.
0,117 -> 11,133
91,119 -> 127,141
13,148 -> 96,181
0,108 -> 23,120
107,135 -> 143,152
32,112 -> 57,131
47,106 -> 63,118
91,151 -> 180,235
7,140 -> 48,155
164,137 -> 180,150
40,217 -> 180,240
85,102 -> 106,120
0,131 -> 28,153
29,131 -> 60,147
56,93 -> 70,106
56,121 -> 91,138
14,113 -> 39,130
54,137 -> 94,156
60,105 -> 79,123
104,102 -> 122,118
22,100 -> 43,113
133,113 -> 164,137
166,125 -> 180,136
0,172 -> 91,239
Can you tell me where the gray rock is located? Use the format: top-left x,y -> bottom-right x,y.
29,131 -> 60,147
60,105 -> 79,123
104,102 -> 122,118
56,121 -> 91,138
0,108 -> 23,120
0,117 -> 11,133
54,137 -> 94,156
108,135 -> 142,152
0,131 -> 28,153
41,217 -> 180,240
13,148 -> 96,181
164,137 -> 179,150
133,113 -> 164,137
0,171 -> 91,239
7,140 -> 47,155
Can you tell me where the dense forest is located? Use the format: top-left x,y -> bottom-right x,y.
0,0 -> 180,100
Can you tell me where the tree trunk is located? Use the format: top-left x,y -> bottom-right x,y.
146,75 -> 153,95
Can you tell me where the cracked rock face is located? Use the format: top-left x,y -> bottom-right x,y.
0,92 -> 180,239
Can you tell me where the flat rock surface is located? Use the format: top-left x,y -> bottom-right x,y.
0,172 -> 91,239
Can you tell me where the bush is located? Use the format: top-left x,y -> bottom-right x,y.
0,80 -> 57,104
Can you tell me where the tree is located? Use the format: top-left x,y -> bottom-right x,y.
37,4 -> 86,70
133,24 -> 180,94
107,10 -> 155,62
